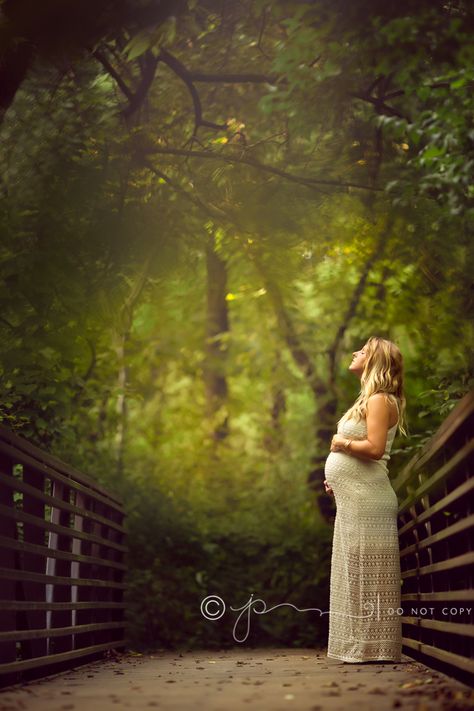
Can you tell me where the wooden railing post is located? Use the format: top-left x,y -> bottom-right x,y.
0,454 -> 17,686
76,494 -> 95,651
70,490 -> 86,651
21,466 -> 47,660
49,481 -> 73,656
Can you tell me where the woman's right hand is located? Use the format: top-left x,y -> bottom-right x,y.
324,479 -> 334,496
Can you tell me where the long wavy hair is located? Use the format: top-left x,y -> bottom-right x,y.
337,336 -> 408,437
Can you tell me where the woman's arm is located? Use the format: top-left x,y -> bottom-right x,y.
331,394 -> 390,460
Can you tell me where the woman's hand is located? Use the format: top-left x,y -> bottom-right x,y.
324,479 -> 334,496
330,434 -> 348,452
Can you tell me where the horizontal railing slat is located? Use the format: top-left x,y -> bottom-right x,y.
401,638 -> 474,675
398,477 -> 474,536
0,600 -> 126,611
393,391 -> 474,492
0,567 -> 127,589
401,551 -> 474,578
0,469 -> 126,535
402,618 -> 474,638
401,590 -> 474,602
397,439 -> 474,514
0,423 -> 124,510
0,534 -> 127,572
0,440 -> 125,516
0,503 -> 128,553
412,395 -> 474,472
399,514 -> 474,557
0,621 -> 127,643
0,640 -> 127,675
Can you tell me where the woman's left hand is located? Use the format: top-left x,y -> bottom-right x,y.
330,434 -> 347,452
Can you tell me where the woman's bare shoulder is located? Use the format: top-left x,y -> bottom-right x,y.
368,392 -> 397,404
367,393 -> 391,407
367,393 -> 398,423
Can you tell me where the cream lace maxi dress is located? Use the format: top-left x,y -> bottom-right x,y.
324,415 -> 402,663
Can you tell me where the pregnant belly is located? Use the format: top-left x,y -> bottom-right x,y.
325,451 -> 394,507
324,451 -> 353,485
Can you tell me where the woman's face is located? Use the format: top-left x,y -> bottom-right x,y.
349,343 -> 367,375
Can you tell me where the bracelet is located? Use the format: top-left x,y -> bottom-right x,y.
344,438 -> 352,452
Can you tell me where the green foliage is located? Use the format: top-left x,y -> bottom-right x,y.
123,478 -> 333,649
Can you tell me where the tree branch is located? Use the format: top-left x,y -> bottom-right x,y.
92,48 -> 134,101
142,159 -> 230,221
350,91 -> 409,121
188,71 -> 278,83
0,315 -> 16,331
122,50 -> 160,118
93,47 -> 161,118
159,49 -> 228,135
82,338 -> 97,383
141,146 -> 383,193
350,72 -> 411,121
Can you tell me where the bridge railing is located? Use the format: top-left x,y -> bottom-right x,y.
393,389 -> 474,687
0,423 -> 127,687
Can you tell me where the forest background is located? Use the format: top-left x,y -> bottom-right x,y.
0,0 -> 472,650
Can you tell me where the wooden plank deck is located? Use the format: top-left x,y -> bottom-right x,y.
1,647 -> 473,711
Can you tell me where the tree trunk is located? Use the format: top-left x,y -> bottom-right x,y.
263,352 -> 286,454
115,331 -> 128,480
114,249 -> 156,478
308,396 -> 338,521
203,230 -> 230,441
0,41 -> 34,122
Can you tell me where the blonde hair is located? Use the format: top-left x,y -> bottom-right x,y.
337,336 -> 408,437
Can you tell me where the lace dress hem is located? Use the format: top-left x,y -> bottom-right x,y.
326,651 -> 402,663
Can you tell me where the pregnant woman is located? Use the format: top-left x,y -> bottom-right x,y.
324,336 -> 408,663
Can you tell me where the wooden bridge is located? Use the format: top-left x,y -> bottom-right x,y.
0,391 -> 473,709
